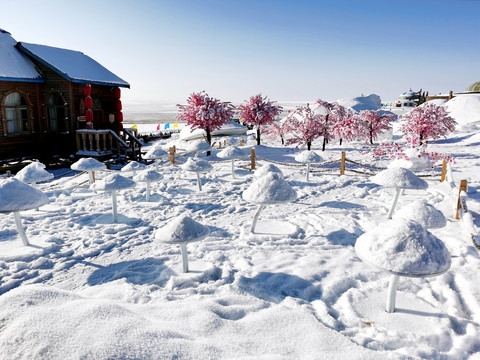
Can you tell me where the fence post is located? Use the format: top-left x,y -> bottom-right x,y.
240,139 -> 244,146
224,140 -> 227,147
440,160 -> 447,182
169,147 -> 175,165
6,170 -> 11,178
340,151 -> 346,176
219,142 -> 222,150
455,179 -> 468,220
250,148 -> 256,171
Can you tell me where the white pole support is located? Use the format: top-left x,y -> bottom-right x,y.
250,204 -> 266,233
146,182 -> 151,202
231,159 -> 235,178
112,190 -> 118,223
88,171 -> 94,184
13,212 -> 30,246
306,163 -> 310,182
196,172 -> 202,191
387,187 -> 402,219
180,243 -> 189,273
386,274 -> 400,313
155,160 -> 159,172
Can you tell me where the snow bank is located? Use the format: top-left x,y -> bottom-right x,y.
444,94 -> 480,129
179,121 -> 247,141
336,94 -> 381,112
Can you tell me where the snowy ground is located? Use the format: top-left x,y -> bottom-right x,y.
0,119 -> 480,359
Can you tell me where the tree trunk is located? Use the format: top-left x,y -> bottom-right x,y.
322,137 -> 327,151
339,138 -> 343,145
206,130 -> 212,156
419,131 -> 424,146
370,130 -> 374,145
256,127 -> 261,145
307,142 -> 311,151
281,136 -> 284,146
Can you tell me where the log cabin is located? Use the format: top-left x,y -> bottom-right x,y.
0,29 -> 141,163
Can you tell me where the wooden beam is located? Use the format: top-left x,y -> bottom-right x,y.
455,179 -> 468,220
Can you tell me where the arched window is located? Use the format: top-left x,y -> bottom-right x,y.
48,93 -> 67,132
4,92 -> 30,134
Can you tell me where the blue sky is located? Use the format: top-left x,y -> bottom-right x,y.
1,0 -> 479,104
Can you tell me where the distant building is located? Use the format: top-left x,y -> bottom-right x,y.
0,29 -> 139,162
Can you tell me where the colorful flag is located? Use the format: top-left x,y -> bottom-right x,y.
164,123 -> 170,129
156,124 -> 161,131
173,122 -> 178,128
130,124 -> 137,129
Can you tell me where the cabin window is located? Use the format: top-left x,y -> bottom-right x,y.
48,93 -> 67,132
3,92 -> 30,134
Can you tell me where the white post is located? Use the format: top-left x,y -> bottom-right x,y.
386,274 -> 400,313
231,159 -> 235,178
180,243 -> 189,273
250,204 -> 266,233
387,187 -> 402,219
155,160 -> 159,172
146,182 -> 151,202
112,190 -> 118,223
196,172 -> 202,191
13,212 -> 30,246
306,163 -> 310,182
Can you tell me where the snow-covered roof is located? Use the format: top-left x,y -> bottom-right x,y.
0,29 -> 43,83
17,42 -> 130,88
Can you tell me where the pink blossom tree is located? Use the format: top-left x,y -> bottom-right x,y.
284,104 -> 324,150
331,106 -> 357,145
401,103 -> 456,146
177,92 -> 234,154
264,118 -> 288,145
314,100 -> 340,151
356,110 -> 396,145
238,94 -> 282,145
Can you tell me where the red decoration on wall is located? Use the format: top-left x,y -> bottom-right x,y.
117,122 -> 124,131
83,84 -> 91,97
85,109 -> 93,122
117,111 -> 123,123
85,96 -> 93,109
113,87 -> 121,100
115,100 -> 122,111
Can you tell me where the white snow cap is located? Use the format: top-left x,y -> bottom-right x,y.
372,167 -> 428,190
336,94 -> 381,112
295,151 -> 323,164
143,147 -> 168,160
0,178 -> 48,212
90,173 -> 135,192
186,140 -> 212,153
395,200 -> 447,229
387,148 -> 432,171
254,164 -> 283,179
133,169 -> 164,183
121,162 -> 147,172
355,219 -> 451,276
70,158 -> 106,171
180,158 -> 213,172
15,162 -> 53,184
243,172 -> 297,204
217,146 -> 246,160
155,216 -> 209,244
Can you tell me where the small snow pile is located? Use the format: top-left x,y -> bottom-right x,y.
387,148 -> 432,170
336,94 -> 381,112
295,151 -> 323,164
372,167 -> 428,189
121,161 -> 147,173
71,158 -> 106,171
186,139 -> 212,154
133,169 -> 163,183
180,158 -> 213,172
91,173 -> 135,192
243,172 -> 296,204
15,162 -> 53,184
254,164 -> 283,178
155,216 -> 209,244
217,146 -> 246,160
0,178 -> 48,212
355,219 -> 451,275
395,200 -> 447,229
143,147 -> 168,160
444,94 -> 480,129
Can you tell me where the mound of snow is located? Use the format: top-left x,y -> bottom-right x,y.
395,200 -> 447,229
0,178 -> 48,212
372,167 -> 428,189
336,94 -> 381,112
295,151 -> 323,164
243,172 -> 296,204
155,216 -> 209,244
180,158 -> 213,172
254,164 -> 283,179
444,94 -> 480,129
71,158 -> 106,172
15,162 -> 53,184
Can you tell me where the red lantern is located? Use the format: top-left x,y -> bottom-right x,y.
83,84 -> 91,97
86,122 -> 93,129
113,87 -> 121,100
116,111 -> 123,123
85,109 -> 93,122
115,100 -> 122,111
117,122 -> 123,131
85,96 -> 93,109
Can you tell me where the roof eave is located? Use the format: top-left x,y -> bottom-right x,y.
0,76 -> 44,83
70,78 -> 130,89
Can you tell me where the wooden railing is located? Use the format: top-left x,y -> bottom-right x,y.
75,129 -> 142,160
123,128 -> 142,161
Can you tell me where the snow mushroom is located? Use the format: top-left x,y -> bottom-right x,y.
216,145 -> 246,178
15,162 -> 54,185
294,150 -> 323,182
394,200 -> 447,229
185,139 -> 212,157
180,157 -> 213,191
155,216 -> 209,273
143,147 -> 169,171
121,161 -> 147,177
70,157 -> 106,184
133,169 -> 163,202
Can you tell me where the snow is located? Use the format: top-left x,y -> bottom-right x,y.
336,94 -> 382,112
387,148 -> 432,170
90,173 -> 135,191
243,172 -> 297,204
0,30 -> 43,82
179,121 -> 247,141
155,216 -> 209,244
121,161 -> 147,173
295,150 -> 323,163
180,158 -> 213,172
15,162 -> 54,184
71,157 -> 107,172
355,219 -> 451,276
0,107 -> 480,358
185,139 -> 212,154
216,145 -> 246,160
444,94 -> 480,129
133,169 -> 163,183
254,163 -> 284,178
18,42 -> 129,87
0,178 -> 48,212
143,147 -> 168,160
394,200 -> 447,229
371,167 -> 428,189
